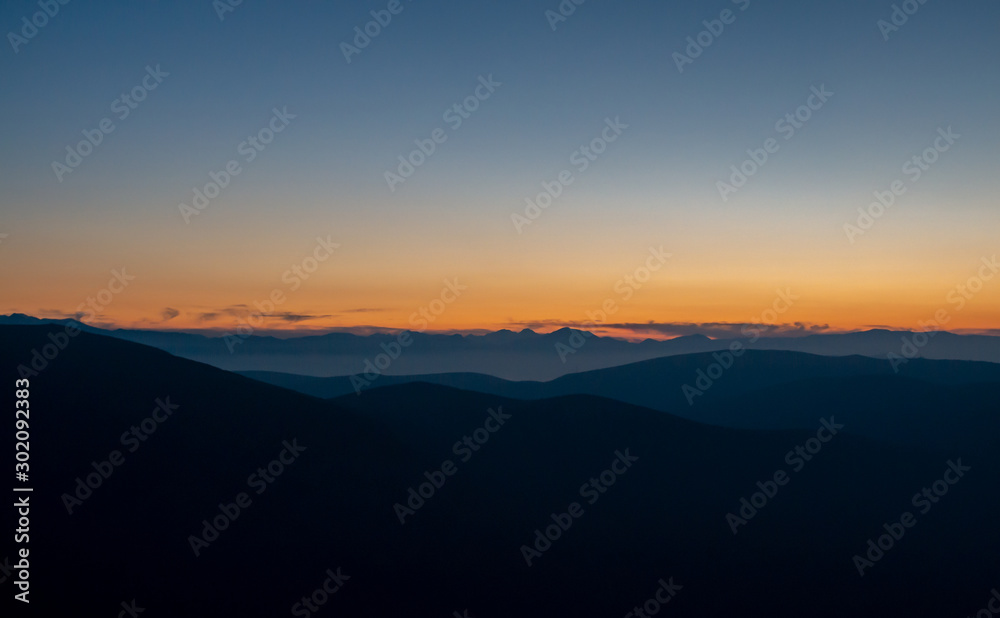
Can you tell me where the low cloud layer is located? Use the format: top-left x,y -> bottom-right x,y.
508,319 -> 834,339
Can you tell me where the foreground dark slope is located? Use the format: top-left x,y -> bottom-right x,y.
0,326 -> 423,615
333,382 -> 1000,617
3,326 -> 999,617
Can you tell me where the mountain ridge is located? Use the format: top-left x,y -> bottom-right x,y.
4,313 -> 998,380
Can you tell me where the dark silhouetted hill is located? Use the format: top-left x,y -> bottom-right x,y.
246,351 -> 1000,453
2,325 -> 999,617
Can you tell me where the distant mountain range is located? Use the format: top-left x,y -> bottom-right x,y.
3,313 -> 998,380
4,323 -> 999,617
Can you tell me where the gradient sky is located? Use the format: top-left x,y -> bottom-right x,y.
2,0 -> 999,337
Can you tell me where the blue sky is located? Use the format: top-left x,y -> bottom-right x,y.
2,0 -> 999,334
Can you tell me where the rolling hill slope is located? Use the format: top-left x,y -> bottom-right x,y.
3,325 -> 998,617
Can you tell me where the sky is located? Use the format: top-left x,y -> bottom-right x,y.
1,0 -> 999,338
